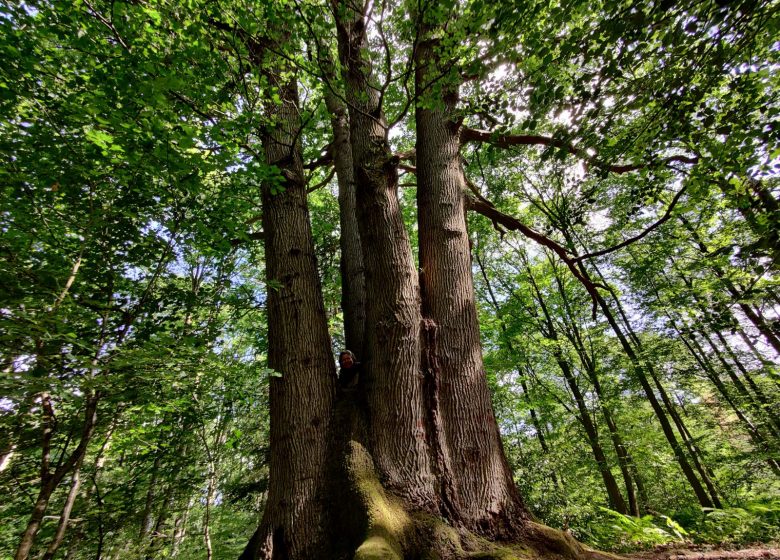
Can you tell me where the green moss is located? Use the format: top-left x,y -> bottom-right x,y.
463,537 -> 533,560
338,434 -> 615,560
354,535 -> 402,560
346,441 -> 410,560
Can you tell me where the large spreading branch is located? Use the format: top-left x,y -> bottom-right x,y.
464,192 -> 604,316
460,127 -> 699,175
571,182 -> 689,262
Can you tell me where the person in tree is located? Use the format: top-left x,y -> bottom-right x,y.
337,350 -> 361,389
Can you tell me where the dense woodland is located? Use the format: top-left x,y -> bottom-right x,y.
1,0 -> 779,558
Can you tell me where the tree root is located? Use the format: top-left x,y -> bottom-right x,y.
333,398 -> 621,560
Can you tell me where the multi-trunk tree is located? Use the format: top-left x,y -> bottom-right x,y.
2,0 -> 779,557
241,0 -> 777,556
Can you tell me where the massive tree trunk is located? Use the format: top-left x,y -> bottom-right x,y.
415,14 -> 525,534
240,27 -> 337,559
244,4 -> 608,558
332,0 -> 438,509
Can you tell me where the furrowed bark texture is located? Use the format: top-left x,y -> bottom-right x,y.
333,0 -> 437,509
324,90 -> 366,354
246,45 -> 336,559
415,21 -> 525,535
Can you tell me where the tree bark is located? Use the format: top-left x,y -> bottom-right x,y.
332,0 -> 438,509
678,329 -> 780,475
325,89 -> 366,355
525,264 -> 628,514
15,394 -> 99,560
241,25 -> 337,560
572,266 -> 716,509
415,15 -> 524,533
550,262 -> 642,515
242,4 -> 613,558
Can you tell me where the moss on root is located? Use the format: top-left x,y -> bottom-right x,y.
346,441 -> 410,560
332,400 -> 619,560
340,463 -> 621,560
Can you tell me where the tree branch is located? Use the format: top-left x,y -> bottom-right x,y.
306,167 -> 336,193
464,193 -> 605,316
460,127 -> 699,175
230,232 -> 265,246
83,0 -> 131,52
572,182 -> 689,262
304,146 -> 334,170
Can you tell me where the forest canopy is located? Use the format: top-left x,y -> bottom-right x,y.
0,0 -> 779,558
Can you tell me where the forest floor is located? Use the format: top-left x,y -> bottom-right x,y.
627,544 -> 780,560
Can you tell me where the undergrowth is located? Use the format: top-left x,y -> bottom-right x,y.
580,498 -> 780,552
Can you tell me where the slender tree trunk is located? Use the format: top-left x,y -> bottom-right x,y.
589,379 -> 640,515
697,329 -> 780,439
679,270 -> 779,398
520,376 -> 563,490
713,331 -> 780,430
550,263 -> 641,515
738,330 -> 778,377
170,498 -> 192,558
573,252 -> 722,508
16,394 -> 98,560
144,486 -> 175,560
559,356 -> 628,514
16,478 -> 58,560
204,466 -> 215,560
627,249 -> 780,476
647,362 -> 723,508
679,216 -> 780,354
475,251 -> 562,491
40,461 -> 84,560
140,453 -> 162,539
63,419 -> 117,560
571,266 -> 715,508
324,87 -> 366,354
718,178 -> 780,269
679,330 -> 780,475
0,444 -> 15,472
524,266 -> 628,513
